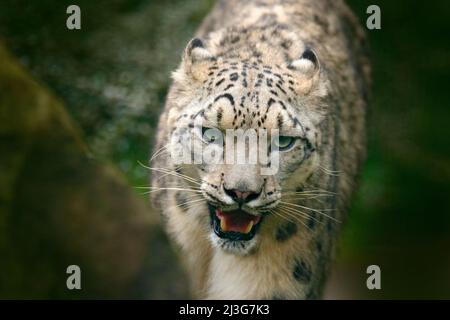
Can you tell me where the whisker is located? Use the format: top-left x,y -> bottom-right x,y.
280,201 -> 335,212
319,165 -> 342,177
138,162 -> 201,186
155,169 -> 201,186
282,191 -> 329,196
150,166 -> 200,184
154,166 -> 183,183
270,210 -> 291,223
269,209 -> 295,224
277,205 -> 310,222
281,194 -> 327,206
282,194 -> 329,200
283,189 -> 336,196
150,143 -> 170,161
135,183 -> 201,190
159,166 -> 201,185
305,188 -> 336,195
140,187 -> 203,195
173,197 -> 205,209
279,201 -> 340,223
275,207 -> 309,229
278,204 -> 323,226
151,150 -> 171,163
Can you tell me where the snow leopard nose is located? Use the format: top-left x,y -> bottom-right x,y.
224,188 -> 260,204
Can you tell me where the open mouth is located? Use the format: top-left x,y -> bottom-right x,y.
208,204 -> 263,241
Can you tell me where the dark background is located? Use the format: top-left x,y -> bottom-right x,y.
0,0 -> 449,298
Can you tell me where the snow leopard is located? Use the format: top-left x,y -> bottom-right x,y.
150,0 -> 370,299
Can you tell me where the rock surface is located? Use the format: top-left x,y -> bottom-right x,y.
0,44 -> 188,298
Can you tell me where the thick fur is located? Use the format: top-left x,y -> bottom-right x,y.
151,0 -> 370,299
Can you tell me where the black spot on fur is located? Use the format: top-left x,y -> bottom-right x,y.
276,83 -> 287,94
276,222 -> 298,242
224,84 -> 234,91
175,192 -> 188,209
293,259 -> 312,283
281,40 -> 292,49
230,72 -> 239,81
230,35 -> 240,43
277,113 -> 284,128
215,78 -> 225,87
214,93 -> 235,106
217,107 -> 223,123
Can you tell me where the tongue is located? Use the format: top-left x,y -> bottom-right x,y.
216,208 -> 261,234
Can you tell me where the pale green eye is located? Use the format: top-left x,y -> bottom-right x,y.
273,136 -> 296,151
201,127 -> 222,143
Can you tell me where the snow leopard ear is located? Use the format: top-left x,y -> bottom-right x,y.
288,47 -> 320,77
184,38 -> 215,63
289,48 -> 325,95
174,38 -> 216,83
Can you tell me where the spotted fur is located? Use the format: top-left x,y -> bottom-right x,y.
151,0 -> 370,299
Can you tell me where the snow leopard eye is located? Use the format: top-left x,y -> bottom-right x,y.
273,136 -> 296,151
201,127 -> 222,144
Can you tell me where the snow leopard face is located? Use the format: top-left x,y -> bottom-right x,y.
159,37 -> 329,255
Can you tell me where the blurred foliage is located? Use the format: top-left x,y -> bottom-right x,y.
0,0 -> 449,298
0,0 -> 214,186
336,0 -> 450,298
0,44 -> 188,298
345,0 -> 450,248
